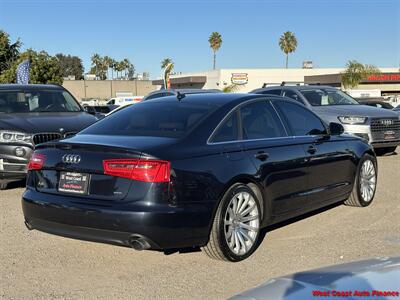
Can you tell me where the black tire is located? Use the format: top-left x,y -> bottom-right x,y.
374,146 -> 396,156
0,181 -> 8,190
344,153 -> 377,207
202,184 -> 262,262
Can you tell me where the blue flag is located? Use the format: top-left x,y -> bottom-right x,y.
16,60 -> 30,84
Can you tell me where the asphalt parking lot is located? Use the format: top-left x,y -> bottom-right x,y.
1,154 -> 399,300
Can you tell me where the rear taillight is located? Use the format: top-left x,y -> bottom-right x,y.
28,153 -> 46,170
103,159 -> 170,183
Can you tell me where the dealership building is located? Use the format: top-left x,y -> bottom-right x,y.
152,67 -> 400,96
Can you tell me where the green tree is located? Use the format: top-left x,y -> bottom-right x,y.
208,32 -> 222,70
279,31 -> 298,68
109,58 -> 117,79
103,56 -> 113,79
341,60 -> 381,89
0,30 -> 21,76
55,53 -> 84,80
0,49 -> 63,84
90,54 -> 108,80
222,84 -> 240,93
161,58 -> 173,69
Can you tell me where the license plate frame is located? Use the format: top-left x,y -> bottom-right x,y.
58,171 -> 89,195
383,130 -> 396,140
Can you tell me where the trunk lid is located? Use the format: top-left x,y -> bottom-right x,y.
31,134 -> 176,201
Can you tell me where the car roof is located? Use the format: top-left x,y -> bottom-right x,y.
251,85 -> 338,93
140,92 -> 270,107
145,88 -> 221,96
0,83 -> 63,90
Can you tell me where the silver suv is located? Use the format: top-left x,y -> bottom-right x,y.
251,85 -> 400,155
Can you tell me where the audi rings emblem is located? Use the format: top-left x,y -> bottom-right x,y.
62,154 -> 81,164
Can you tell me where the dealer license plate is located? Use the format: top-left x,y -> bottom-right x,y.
58,172 -> 89,195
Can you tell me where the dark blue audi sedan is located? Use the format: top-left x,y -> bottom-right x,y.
22,93 -> 377,262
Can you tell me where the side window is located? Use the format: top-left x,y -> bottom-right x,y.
274,101 -> 327,136
282,90 -> 303,104
211,112 -> 239,143
240,101 -> 286,140
262,89 -> 281,96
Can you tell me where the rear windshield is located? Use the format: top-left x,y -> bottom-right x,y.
0,89 -> 82,113
81,100 -> 218,138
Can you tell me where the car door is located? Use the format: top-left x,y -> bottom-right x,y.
239,100 -> 310,218
272,100 -> 354,205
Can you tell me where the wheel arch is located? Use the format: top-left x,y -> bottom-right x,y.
206,175 -> 270,237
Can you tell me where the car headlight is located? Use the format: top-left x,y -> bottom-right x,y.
0,130 -> 33,144
337,116 -> 367,125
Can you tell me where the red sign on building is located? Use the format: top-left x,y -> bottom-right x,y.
366,73 -> 400,82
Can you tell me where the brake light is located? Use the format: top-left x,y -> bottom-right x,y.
103,159 -> 170,183
28,153 -> 46,170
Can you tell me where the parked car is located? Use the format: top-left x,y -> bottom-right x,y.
357,97 -> 394,109
83,105 -> 112,119
23,93 -> 377,262
104,102 -> 135,117
142,88 -> 222,101
0,84 -> 97,189
106,96 -> 142,106
230,256 -> 400,299
251,85 -> 400,155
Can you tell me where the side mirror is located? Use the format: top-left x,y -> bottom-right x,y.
329,122 -> 344,135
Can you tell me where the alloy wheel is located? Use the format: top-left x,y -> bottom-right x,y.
359,160 -> 376,202
224,191 -> 260,255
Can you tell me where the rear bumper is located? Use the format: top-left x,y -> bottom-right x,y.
22,189 -> 212,250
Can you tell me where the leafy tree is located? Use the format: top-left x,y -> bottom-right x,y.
279,31 -> 298,68
161,58 -> 173,70
341,60 -> 381,89
103,56 -> 113,79
90,54 -> 107,80
55,53 -> 84,80
222,84 -> 240,93
0,30 -> 21,76
208,32 -> 222,70
0,49 -> 63,84
122,58 -> 135,79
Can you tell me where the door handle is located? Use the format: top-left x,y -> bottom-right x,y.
255,151 -> 269,161
307,145 -> 317,154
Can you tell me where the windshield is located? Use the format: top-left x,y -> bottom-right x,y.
300,89 -> 359,106
82,101 -> 218,138
0,89 -> 82,113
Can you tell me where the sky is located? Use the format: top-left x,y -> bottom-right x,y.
0,0 -> 399,79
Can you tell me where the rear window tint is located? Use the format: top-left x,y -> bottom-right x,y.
82,101 -> 218,138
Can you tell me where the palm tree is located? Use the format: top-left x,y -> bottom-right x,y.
116,61 -> 125,79
161,58 -> 173,70
208,32 -> 222,70
123,58 -> 131,78
103,56 -> 112,79
341,60 -> 381,89
222,84 -> 240,93
110,59 -> 117,79
279,31 -> 298,68
91,53 -> 101,77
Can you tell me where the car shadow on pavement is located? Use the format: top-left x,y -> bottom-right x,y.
5,179 -> 26,190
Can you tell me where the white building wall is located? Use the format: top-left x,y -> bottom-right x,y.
168,68 -> 399,92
